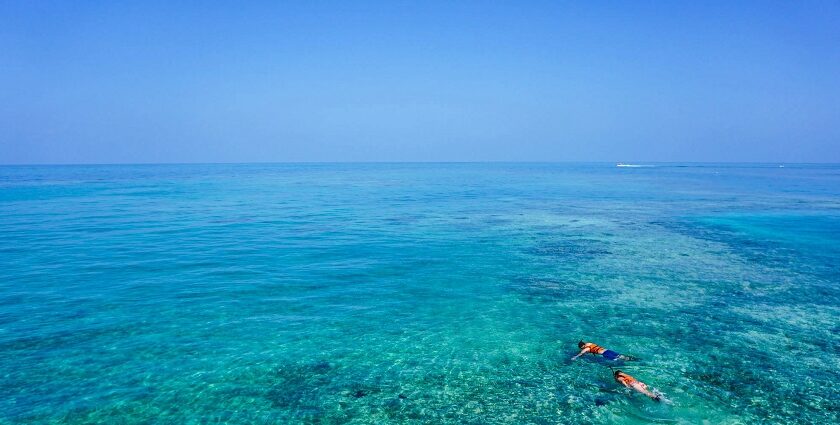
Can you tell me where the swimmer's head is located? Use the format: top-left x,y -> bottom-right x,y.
578,340 -> 586,349
613,369 -> 623,378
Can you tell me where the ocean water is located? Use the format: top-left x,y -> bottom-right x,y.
0,163 -> 838,424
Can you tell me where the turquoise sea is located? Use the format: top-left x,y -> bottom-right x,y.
1,163 -> 838,424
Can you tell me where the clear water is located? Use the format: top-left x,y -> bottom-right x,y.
1,163 -> 838,424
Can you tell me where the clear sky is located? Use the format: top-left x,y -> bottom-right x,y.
2,1 -> 839,164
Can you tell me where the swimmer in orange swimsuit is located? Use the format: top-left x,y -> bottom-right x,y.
613,369 -> 661,401
572,340 -> 636,361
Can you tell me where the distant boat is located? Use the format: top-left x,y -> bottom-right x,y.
616,163 -> 653,168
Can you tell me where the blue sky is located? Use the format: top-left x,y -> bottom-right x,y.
1,1 -> 838,164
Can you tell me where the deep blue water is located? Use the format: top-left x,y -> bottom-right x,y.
1,163 -> 838,424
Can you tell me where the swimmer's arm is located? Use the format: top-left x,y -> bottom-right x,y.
571,348 -> 590,360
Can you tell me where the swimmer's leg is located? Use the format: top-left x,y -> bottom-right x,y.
603,350 -> 638,361
631,382 -> 659,400
651,389 -> 671,404
602,350 -> 621,360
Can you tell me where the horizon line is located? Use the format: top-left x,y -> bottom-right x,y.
1,160 -> 839,167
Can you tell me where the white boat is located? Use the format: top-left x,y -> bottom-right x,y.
616,163 -> 653,168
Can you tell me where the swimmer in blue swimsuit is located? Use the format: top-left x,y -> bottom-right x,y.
571,340 -> 636,361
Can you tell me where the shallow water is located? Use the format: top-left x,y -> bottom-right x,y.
1,163 -> 838,424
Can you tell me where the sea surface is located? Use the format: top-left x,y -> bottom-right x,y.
1,163 -> 838,424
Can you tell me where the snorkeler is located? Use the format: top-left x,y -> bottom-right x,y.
613,369 -> 661,401
572,340 -> 636,361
